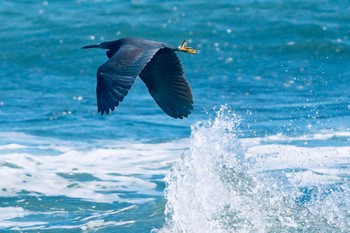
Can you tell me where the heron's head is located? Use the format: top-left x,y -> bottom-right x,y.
81,41 -> 116,50
82,40 -> 122,58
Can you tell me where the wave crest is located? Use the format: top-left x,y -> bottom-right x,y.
155,106 -> 347,233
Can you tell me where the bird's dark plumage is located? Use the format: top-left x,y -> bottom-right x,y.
82,38 -> 196,119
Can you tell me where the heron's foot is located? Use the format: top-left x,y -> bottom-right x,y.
178,40 -> 197,54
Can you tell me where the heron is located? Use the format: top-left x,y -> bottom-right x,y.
82,38 -> 197,119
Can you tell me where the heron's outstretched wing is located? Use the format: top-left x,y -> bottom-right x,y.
139,48 -> 193,119
96,45 -> 161,115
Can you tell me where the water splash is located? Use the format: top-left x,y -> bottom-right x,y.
154,106 -> 348,233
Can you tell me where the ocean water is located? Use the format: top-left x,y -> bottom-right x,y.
0,0 -> 349,232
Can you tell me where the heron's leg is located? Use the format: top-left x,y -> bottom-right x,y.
178,40 -> 197,54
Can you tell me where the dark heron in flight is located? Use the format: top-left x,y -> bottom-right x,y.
82,38 -> 197,119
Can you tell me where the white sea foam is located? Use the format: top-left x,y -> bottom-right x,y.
0,136 -> 187,203
0,109 -> 349,231
0,207 -> 47,228
0,144 -> 26,150
241,130 -> 350,147
154,106 -> 350,233
0,207 -> 28,222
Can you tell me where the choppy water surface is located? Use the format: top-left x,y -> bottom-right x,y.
0,1 -> 349,232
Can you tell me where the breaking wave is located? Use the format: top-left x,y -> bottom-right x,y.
155,106 -> 350,233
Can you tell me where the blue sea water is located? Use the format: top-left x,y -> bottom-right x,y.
0,0 -> 350,232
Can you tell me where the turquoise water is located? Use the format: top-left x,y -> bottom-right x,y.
1,1 -> 349,232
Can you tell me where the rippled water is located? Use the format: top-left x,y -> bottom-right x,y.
1,1 -> 349,232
